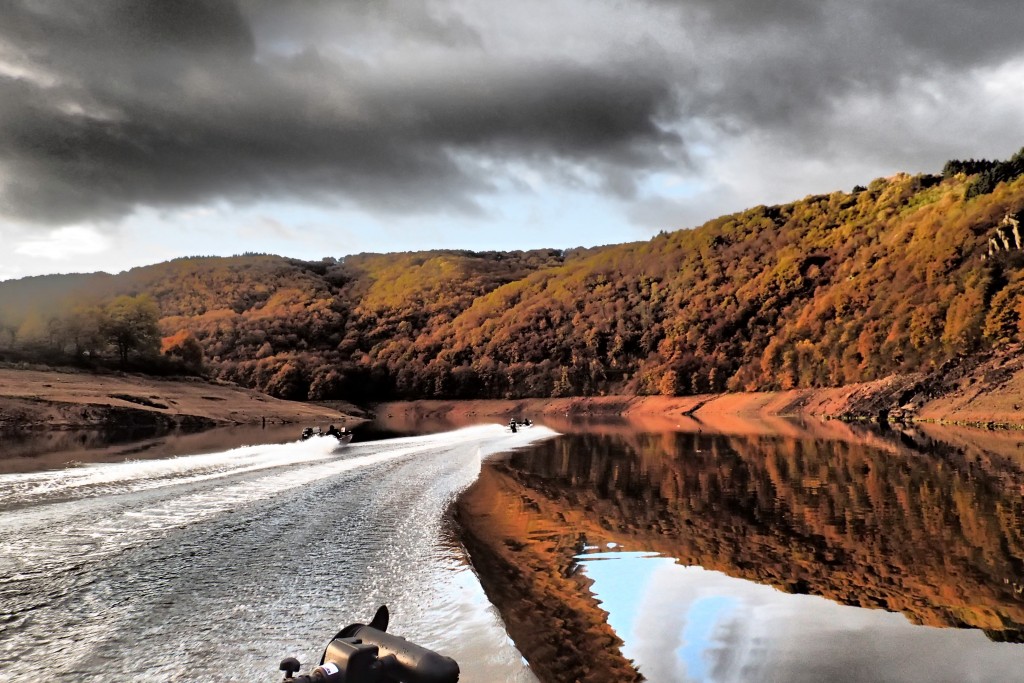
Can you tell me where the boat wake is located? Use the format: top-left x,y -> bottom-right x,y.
0,424 -> 555,682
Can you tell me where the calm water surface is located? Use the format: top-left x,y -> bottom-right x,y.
456,420 -> 1024,682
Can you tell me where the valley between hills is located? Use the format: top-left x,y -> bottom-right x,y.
3,151 -> 1024,430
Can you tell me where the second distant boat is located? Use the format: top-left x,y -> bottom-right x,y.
300,425 -> 354,445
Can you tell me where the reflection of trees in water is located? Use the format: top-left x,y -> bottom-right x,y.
498,431 -> 1024,640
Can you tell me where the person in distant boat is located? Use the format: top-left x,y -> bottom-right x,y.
327,425 -> 339,437
509,418 -> 518,433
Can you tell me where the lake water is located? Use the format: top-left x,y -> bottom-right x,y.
448,417 -> 1024,682
0,423 -> 547,682
3,414 -> 1024,682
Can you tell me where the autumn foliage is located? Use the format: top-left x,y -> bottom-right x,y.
3,150 -> 1024,401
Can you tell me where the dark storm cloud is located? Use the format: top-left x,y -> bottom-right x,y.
249,0 -> 483,51
656,0 -> 1024,121
635,0 -> 1024,180
0,0 -> 679,224
1,0 -> 1023,226
656,0 -> 1024,66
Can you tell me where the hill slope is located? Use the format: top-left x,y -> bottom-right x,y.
3,151 -> 1024,406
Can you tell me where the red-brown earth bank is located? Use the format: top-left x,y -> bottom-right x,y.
0,366 -> 360,432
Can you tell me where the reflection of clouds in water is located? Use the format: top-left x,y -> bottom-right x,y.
632,564 -> 695,681
632,564 -> 747,682
583,555 -> 1024,683
679,595 -> 739,681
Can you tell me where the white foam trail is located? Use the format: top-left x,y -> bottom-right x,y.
0,423 -> 558,681
0,438 -> 336,506
84,426 -> 535,539
0,424 -> 558,546
1,425 -> 557,507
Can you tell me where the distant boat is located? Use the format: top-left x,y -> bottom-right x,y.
300,426 -> 353,445
508,418 -> 534,433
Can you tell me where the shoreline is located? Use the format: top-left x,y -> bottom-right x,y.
0,366 -> 363,432
8,341 -> 1024,433
374,373 -> 1024,432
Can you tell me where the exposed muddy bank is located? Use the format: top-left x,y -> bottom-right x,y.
0,366 -> 361,433
377,348 -> 1024,430
7,341 -> 1024,436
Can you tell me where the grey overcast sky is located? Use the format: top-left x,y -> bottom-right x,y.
1,0 -> 1022,279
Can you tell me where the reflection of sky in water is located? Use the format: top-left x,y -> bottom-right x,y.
680,595 -> 738,681
576,552 -> 665,654
576,551 -> 1024,683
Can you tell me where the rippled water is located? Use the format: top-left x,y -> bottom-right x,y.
0,425 -> 553,681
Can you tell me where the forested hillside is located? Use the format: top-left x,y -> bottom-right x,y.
3,150 -> 1024,403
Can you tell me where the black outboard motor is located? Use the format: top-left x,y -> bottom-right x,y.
301,427 -> 314,441
280,606 -> 459,683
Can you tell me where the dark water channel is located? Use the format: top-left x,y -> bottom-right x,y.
450,417 -> 1024,683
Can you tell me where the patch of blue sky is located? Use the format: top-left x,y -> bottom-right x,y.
127,175 -> 645,260
639,172 -> 708,200
3,172 -> 673,279
477,185 -> 648,249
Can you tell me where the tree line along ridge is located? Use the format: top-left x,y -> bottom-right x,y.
2,148 -> 1024,402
